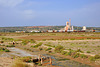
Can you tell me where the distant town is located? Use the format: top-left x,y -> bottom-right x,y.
15,19 -> 98,33
0,19 -> 100,33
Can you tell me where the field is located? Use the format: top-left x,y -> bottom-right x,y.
0,32 -> 100,67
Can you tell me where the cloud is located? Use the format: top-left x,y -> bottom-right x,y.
20,10 -> 35,19
0,0 -> 24,7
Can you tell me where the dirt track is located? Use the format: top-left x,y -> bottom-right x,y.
18,36 -> 100,40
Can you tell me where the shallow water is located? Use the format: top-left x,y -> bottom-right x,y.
42,54 -> 92,67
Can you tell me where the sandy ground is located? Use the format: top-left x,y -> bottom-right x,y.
0,57 -> 14,67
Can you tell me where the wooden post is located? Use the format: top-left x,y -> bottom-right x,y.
38,54 -> 41,61
50,57 -> 52,65
41,58 -> 43,65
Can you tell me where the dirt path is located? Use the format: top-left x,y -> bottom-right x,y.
39,39 -> 100,42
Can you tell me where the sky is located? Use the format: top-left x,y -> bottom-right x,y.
0,0 -> 100,27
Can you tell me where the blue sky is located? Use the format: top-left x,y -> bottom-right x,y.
0,0 -> 100,27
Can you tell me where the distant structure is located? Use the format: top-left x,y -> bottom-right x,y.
82,26 -> 86,31
64,18 -> 74,32
71,26 -> 74,31
65,18 -> 71,31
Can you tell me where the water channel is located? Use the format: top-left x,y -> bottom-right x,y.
1,47 -> 92,67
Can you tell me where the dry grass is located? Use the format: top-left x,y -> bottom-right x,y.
1,32 -> 100,40
11,60 -> 31,67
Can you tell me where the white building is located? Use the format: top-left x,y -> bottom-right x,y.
82,26 -> 86,30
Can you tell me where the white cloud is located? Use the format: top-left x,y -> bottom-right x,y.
20,10 -> 35,19
0,0 -> 24,7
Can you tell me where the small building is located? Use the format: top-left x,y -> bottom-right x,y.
82,26 -> 86,30
30,30 -> 40,33
48,30 -> 53,33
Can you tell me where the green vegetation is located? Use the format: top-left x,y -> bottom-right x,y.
97,46 -> 100,47
18,56 -> 32,62
29,39 -> 36,43
6,45 -> 15,47
44,44 -> 55,47
72,53 -> 80,58
87,51 -> 91,53
80,54 -> 88,58
38,63 -> 42,66
55,45 -> 64,53
39,48 -> 43,51
32,42 -> 42,48
89,55 -> 100,61
2,37 -> 14,41
94,55 -> 100,59
61,51 -> 67,55
21,39 -> 35,45
89,56 -> 96,61
45,47 -> 52,51
22,40 -> 29,45
0,47 -> 10,52
76,49 -> 83,53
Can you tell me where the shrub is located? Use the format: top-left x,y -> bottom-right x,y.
44,44 -> 55,47
6,45 -> 15,47
42,39 -> 46,41
5,49 -> 10,52
70,38 -> 75,40
55,45 -> 64,53
19,56 -> 32,62
2,37 -> 14,41
29,39 -> 35,43
89,56 -> 96,61
48,51 -> 52,53
80,54 -> 88,58
87,51 -> 91,53
33,42 -> 42,48
61,51 -> 67,55
94,55 -> 100,59
76,49 -> 83,53
39,48 -> 43,51
64,53 -> 68,56
67,51 -> 72,56
89,55 -> 100,61
45,48 -> 52,51
97,46 -> 100,47
72,53 -> 80,58
22,40 -> 29,45
0,47 -> 10,52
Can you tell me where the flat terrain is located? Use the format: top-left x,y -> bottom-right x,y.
0,32 -> 100,67
0,57 -> 13,67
